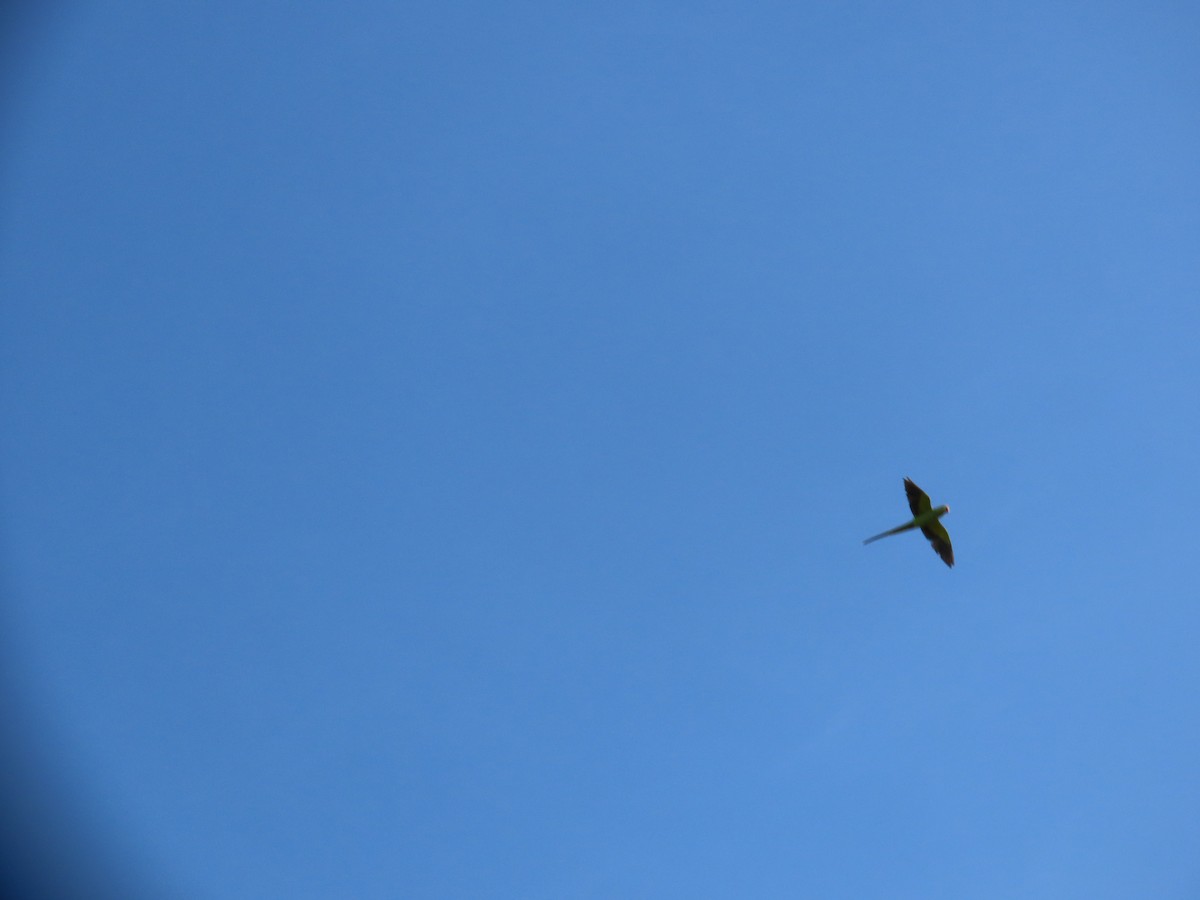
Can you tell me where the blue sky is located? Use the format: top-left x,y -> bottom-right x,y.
2,2 -> 1199,897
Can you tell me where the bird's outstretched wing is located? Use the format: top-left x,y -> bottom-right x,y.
904,478 -> 932,517
921,519 -> 954,567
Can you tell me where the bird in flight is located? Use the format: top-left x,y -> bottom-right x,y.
863,478 -> 954,567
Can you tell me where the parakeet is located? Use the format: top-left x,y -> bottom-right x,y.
863,478 -> 953,567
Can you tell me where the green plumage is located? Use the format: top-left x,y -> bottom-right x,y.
864,478 -> 954,567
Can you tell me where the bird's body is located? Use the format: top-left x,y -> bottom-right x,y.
864,478 -> 954,567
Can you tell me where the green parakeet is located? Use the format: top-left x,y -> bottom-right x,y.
864,478 -> 954,567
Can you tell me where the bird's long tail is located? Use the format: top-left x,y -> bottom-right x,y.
863,520 -> 918,544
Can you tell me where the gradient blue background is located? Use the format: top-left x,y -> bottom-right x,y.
2,3 -> 1199,897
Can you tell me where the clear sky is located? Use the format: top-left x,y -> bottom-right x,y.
2,2 -> 1199,897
